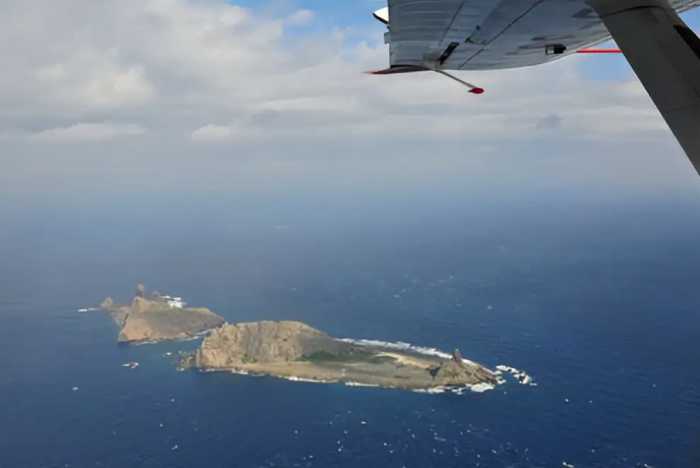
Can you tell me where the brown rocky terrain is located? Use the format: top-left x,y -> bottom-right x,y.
185,321 -> 497,391
100,285 -> 225,344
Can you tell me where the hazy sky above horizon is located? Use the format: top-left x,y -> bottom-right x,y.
2,0 -> 700,200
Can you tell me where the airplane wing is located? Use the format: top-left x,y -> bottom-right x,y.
378,0 -> 700,174
385,0 -> 697,70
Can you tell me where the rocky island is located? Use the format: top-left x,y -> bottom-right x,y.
99,284 -> 225,344
92,286 -> 506,392
181,321 -> 498,391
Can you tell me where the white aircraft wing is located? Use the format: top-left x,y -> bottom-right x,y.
386,0 -> 697,70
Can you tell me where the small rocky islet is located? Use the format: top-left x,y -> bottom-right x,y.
93,285 -> 502,393
99,284 -> 224,344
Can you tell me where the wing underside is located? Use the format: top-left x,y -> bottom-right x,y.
386,0 -> 699,70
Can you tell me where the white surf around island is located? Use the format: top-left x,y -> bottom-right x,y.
495,365 -> 538,387
344,381 -> 381,388
285,376 -> 334,384
339,338 -> 535,395
412,382 -> 497,395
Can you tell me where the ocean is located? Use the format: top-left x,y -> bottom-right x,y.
1,185 -> 699,468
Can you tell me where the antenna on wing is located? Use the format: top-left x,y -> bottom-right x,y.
434,70 -> 485,94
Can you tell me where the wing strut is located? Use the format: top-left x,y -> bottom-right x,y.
367,67 -> 485,94
591,0 -> 700,175
434,70 -> 485,94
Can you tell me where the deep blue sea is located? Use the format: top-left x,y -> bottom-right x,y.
1,185 -> 700,468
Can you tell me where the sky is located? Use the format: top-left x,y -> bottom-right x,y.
2,0 -> 700,202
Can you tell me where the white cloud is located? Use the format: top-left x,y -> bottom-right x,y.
285,9 -> 315,27
191,124 -> 238,143
32,123 -> 146,142
0,0 -> 661,146
80,66 -> 155,109
35,61 -> 155,110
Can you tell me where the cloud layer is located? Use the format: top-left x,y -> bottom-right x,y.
1,0 -> 666,139
1,0 -> 695,192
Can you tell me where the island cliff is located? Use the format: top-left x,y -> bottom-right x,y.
100,285 -> 225,344
183,321 -> 497,391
